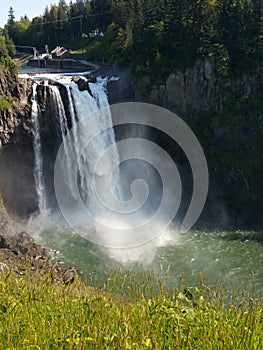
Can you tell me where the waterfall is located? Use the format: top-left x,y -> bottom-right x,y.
31,77 -> 121,223
31,83 -> 47,216
29,75 -> 178,258
49,85 -> 77,199
67,79 -> 121,210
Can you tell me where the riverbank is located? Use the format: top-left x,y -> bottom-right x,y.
0,230 -> 78,284
0,203 -> 262,348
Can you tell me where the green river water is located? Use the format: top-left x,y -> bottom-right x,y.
39,228 -> 263,299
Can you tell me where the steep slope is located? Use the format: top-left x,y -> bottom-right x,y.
0,68 -> 37,216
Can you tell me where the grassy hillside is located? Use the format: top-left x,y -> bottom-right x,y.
0,267 -> 262,349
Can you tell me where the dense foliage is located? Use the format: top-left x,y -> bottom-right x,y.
3,0 -> 263,78
0,34 -> 15,70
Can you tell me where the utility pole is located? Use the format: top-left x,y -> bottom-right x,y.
79,15 -> 83,35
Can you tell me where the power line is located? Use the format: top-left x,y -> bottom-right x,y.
30,11 -> 112,26
13,45 -> 36,49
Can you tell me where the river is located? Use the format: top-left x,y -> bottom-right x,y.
38,227 -> 263,300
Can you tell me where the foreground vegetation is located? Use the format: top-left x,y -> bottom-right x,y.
0,265 -> 262,349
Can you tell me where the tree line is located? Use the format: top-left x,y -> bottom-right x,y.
2,0 -> 263,78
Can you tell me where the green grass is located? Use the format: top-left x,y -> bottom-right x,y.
0,265 -> 262,349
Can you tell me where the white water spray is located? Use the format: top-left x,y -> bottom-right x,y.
31,83 -> 47,216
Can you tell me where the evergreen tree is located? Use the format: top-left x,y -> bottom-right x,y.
250,0 -> 263,65
218,0 -> 250,74
0,36 -> 9,57
2,0 -> 262,77
161,0 -> 184,66
0,35 -> 15,69
8,7 -> 15,24
4,33 -> 16,56
90,0 -> 113,30
43,5 -> 59,47
27,16 -> 45,49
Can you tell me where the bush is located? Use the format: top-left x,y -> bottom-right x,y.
0,35 -> 16,70
0,96 -> 15,110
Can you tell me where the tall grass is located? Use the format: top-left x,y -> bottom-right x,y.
0,265 -> 262,349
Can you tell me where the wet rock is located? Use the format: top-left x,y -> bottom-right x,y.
0,236 -> 10,249
62,268 -> 77,284
0,231 -> 80,284
87,75 -> 97,84
8,231 -> 48,257
72,76 -> 93,96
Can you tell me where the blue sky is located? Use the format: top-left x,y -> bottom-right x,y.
0,1 -> 59,28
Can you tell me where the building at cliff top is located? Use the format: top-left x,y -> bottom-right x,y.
51,46 -> 71,60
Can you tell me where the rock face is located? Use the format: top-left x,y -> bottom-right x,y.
0,73 -> 98,218
0,63 -> 261,230
164,58 -> 215,115
0,70 -> 33,145
71,76 -> 93,96
0,69 -> 37,216
141,57 -> 216,117
107,61 -> 263,229
108,57 -> 217,118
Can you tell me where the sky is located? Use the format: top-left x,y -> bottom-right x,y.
0,0 -> 59,28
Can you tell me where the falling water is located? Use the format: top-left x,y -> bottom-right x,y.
31,83 -> 47,215
69,79 -> 121,207
49,85 -> 77,198
31,76 -> 166,254
48,78 -> 121,219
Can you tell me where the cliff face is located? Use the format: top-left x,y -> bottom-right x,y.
0,69 -> 37,216
108,61 -> 263,229
108,57 -> 262,117
137,57 -> 217,117
0,69 -> 33,145
0,63 -> 262,229
108,57 -> 217,117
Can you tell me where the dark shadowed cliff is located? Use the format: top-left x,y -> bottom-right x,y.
0,68 -> 37,216
108,59 -> 263,229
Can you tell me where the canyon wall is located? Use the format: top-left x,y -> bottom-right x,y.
0,69 -> 37,217
0,62 -> 262,229
108,59 -> 263,228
